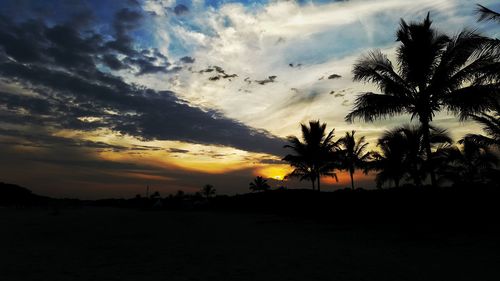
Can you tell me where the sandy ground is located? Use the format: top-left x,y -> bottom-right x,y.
0,207 -> 499,281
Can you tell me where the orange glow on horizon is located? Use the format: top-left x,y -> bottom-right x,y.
49,128 -> 375,189
53,128 -> 277,174
254,164 -> 293,180
322,171 -> 374,187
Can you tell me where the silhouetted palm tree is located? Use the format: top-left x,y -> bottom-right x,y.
372,129 -> 407,188
435,136 -> 499,185
201,184 -> 216,199
283,121 -> 339,191
464,100 -> 500,148
476,4 -> 500,23
150,191 -> 161,199
475,4 -> 500,65
396,126 -> 427,186
338,131 -> 371,189
175,190 -> 184,199
249,176 -> 270,192
346,14 -> 498,187
373,125 -> 452,187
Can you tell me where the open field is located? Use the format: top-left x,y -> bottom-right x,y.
1,207 -> 499,281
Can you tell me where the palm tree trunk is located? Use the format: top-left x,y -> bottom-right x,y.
311,178 -> 315,191
350,171 -> 355,190
317,176 -> 321,192
421,119 -> 437,187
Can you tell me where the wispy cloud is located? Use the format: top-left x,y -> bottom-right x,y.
141,0 -> 496,139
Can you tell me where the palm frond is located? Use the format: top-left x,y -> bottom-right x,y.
471,111 -> 500,140
443,84 -> 499,119
463,134 -> 496,147
432,30 -> 496,90
429,127 -> 453,145
345,93 -> 408,122
476,4 -> 500,23
396,13 -> 449,87
353,50 -> 414,97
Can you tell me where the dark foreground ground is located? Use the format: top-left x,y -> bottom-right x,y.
1,207 -> 499,281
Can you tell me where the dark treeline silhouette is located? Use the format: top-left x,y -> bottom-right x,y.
201,184 -> 216,199
0,182 -> 50,207
208,187 -> 500,227
0,182 -> 82,210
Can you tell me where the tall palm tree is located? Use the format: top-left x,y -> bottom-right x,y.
283,121 -> 339,191
249,176 -> 270,192
201,184 -> 216,199
435,136 -> 499,185
338,131 -> 371,189
346,14 -> 499,186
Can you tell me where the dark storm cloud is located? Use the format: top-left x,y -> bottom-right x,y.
0,128 -> 125,151
0,128 -> 166,153
102,54 -> 126,70
0,138 -> 182,198
180,56 -> 195,64
168,148 -> 190,154
174,4 -> 190,16
0,12 -> 286,156
128,48 -> 174,75
106,8 -> 143,56
258,158 -> 284,165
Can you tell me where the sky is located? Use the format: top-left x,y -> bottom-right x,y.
0,0 -> 498,199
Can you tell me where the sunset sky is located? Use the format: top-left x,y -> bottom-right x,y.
0,0 -> 498,198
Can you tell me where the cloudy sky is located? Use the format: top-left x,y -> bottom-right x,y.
0,0 -> 498,198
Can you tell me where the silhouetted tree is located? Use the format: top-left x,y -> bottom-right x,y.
396,126 -> 427,186
474,4 -> 500,67
249,176 -> 270,192
435,136 -> 499,185
175,190 -> 185,199
464,100 -> 500,148
476,4 -> 500,23
283,121 -> 339,191
150,191 -> 161,199
346,14 -> 499,187
373,125 -> 452,187
372,129 -> 407,188
338,131 -> 371,189
201,184 -> 216,199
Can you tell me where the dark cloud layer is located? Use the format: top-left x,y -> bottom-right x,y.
0,10 -> 285,156
174,4 -> 190,16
